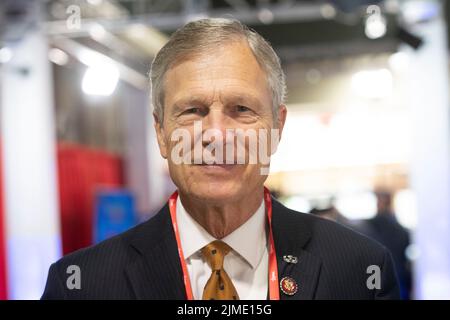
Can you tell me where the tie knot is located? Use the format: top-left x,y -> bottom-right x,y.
201,240 -> 232,270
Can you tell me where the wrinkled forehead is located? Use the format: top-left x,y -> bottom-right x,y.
166,41 -> 265,80
162,42 -> 271,107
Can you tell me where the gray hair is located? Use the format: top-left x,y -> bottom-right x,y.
149,18 -> 287,125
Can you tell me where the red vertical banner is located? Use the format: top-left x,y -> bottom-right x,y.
57,143 -> 124,255
0,146 -> 8,299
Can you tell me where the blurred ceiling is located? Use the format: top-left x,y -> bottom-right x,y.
1,0 -> 405,65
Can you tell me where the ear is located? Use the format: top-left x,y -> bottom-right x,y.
276,104 -> 287,139
153,113 -> 168,159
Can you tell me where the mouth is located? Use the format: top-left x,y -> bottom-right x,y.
194,163 -> 240,171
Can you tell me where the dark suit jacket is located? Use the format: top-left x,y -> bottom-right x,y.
42,197 -> 400,299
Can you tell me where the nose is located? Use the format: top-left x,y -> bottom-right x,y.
201,106 -> 230,147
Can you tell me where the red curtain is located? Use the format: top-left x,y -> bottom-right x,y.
0,147 -> 8,300
57,143 -> 124,255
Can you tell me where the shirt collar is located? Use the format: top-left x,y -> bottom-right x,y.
176,195 -> 267,269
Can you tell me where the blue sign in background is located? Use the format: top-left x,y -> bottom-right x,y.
94,189 -> 137,244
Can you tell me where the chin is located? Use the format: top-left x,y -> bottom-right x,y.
190,181 -> 244,203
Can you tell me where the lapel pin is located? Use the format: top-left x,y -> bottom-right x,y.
280,276 -> 298,296
283,255 -> 298,264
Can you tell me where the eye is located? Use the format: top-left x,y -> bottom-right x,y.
184,107 -> 200,114
236,105 -> 250,112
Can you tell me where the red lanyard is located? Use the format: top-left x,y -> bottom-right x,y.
168,187 -> 280,300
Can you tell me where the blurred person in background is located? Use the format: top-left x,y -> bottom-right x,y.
310,193 -> 412,300
309,197 -> 350,226
310,206 -> 350,224
362,191 -> 412,299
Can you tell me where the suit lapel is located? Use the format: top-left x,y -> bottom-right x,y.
125,204 -> 186,299
271,197 -> 322,300
123,196 -> 322,300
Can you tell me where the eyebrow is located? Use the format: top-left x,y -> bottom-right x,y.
170,92 -> 265,113
170,96 -> 211,114
223,93 -> 264,109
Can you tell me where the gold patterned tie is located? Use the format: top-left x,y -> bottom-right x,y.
201,240 -> 240,300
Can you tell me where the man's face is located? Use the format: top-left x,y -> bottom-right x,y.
377,194 -> 392,213
154,41 -> 286,203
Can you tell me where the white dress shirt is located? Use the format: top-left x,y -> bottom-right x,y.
176,195 -> 268,300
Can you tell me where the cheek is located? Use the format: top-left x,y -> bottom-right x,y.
168,163 -> 192,190
173,162 -> 198,179
241,164 -> 263,181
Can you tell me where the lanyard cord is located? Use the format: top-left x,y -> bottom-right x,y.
168,187 -> 280,300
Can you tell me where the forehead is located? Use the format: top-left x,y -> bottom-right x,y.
163,41 -> 271,106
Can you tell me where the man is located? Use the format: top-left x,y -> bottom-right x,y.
42,18 -> 399,300
363,191 -> 411,299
